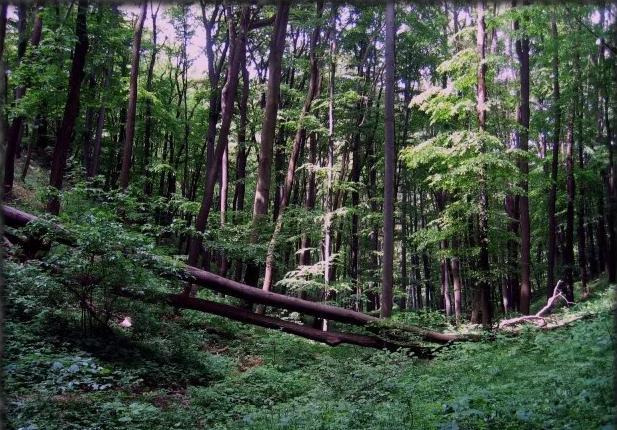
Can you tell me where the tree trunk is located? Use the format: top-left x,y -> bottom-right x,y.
574,43 -> 589,296
89,65 -> 112,178
381,0 -> 395,318
606,17 -> 617,283
245,2 -> 290,288
577,123 -> 588,296
3,203 -> 478,350
441,243 -> 452,317
219,143 -> 229,277
143,3 -> 160,194
119,1 -> 147,189
514,0 -> 531,314
564,108 -> 575,301
449,249 -> 463,323
262,2 -> 322,292
300,132 -> 318,266
412,189 -> 423,310
587,211 -> 598,278
47,0 -> 89,214
251,2 -> 289,219
232,62 -> 250,212
546,15 -> 561,297
3,7 -> 43,196
187,6 -> 250,267
401,180 -> 408,310
322,2 -> 333,310
191,3 -> 225,202
0,3 -> 8,203
476,0 -> 491,326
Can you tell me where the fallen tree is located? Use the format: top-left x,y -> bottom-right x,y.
115,287 -> 432,356
499,280 -> 574,330
2,204 -> 476,345
10,250 -> 432,354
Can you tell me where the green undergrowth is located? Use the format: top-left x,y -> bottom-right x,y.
4,256 -> 615,430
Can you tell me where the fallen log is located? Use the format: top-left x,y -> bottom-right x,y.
498,281 -> 572,329
5,253 -> 433,356
114,288 -> 432,356
1,204 -> 473,345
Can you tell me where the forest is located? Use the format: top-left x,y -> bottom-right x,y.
0,1 -> 615,429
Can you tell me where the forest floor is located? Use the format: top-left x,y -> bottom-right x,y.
3,162 -> 616,429
5,271 -> 615,430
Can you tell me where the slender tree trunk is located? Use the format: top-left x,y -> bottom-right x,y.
191,3 -> 225,202
514,0 -> 531,314
606,17 -> 617,283
119,1 -> 147,189
245,2 -> 290,288
233,63 -> 250,212
449,246 -> 463,323
179,12 -> 191,199
349,92 -> 370,303
89,65 -> 112,178
262,3 -> 323,292
574,45 -> 589,296
81,91 -> 95,176
546,15 -> 561,296
251,2 -> 289,219
271,126 -> 286,222
564,107 -> 575,301
441,242 -> 452,317
368,136 -> 379,313
187,6 -> 250,267
47,0 -> 89,214
577,119 -> 589,296
420,191 -> 432,308
381,0 -> 395,318
300,132 -> 317,266
412,188 -> 423,310
587,211 -> 598,278
3,7 -> 43,196
143,3 -> 160,194
401,178 -> 408,310
476,0 -> 491,326
0,2 -> 8,193
592,16 -> 607,277
20,115 -> 41,182
504,193 -> 519,313
321,3 -> 334,329
231,64 -> 250,282
0,5 -> 7,424
219,144 -> 229,276
6,3 -> 27,166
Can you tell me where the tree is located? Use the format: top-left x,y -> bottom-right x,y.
119,1 -> 148,189
3,6 -> 43,196
190,2 -> 226,202
47,0 -> 89,214
564,107 -> 575,301
476,0 -> 491,326
514,0 -> 531,314
2,1 -> 614,336
142,2 -> 161,192
546,14 -> 561,296
244,2 -> 290,287
0,2 -> 8,199
187,6 -> 250,267
381,0 -> 396,318
262,1 -> 324,292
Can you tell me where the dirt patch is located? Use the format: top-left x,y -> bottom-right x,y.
152,389 -> 189,410
201,342 -> 230,355
237,355 -> 263,372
